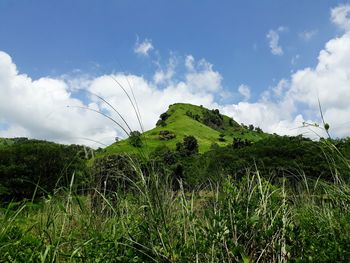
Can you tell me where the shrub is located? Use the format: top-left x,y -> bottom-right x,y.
129,131 -> 142,147
202,109 -> 224,130
218,133 -> 225,142
179,135 -> 199,156
156,112 -> 170,127
186,111 -> 200,121
158,130 -> 176,140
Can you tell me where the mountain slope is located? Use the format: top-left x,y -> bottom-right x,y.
101,103 -> 270,156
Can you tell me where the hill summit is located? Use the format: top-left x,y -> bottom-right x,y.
101,103 -> 269,156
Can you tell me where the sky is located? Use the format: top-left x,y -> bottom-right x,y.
1,1 -> 350,147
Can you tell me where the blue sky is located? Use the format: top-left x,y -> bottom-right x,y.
0,1 -> 341,95
1,1 -> 350,145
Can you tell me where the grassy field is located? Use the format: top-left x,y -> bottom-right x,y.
1,155 -> 350,262
101,103 -> 269,157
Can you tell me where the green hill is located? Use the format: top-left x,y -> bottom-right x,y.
100,103 -> 270,156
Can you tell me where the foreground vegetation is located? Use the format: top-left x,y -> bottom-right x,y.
1,137 -> 350,262
2,162 -> 350,262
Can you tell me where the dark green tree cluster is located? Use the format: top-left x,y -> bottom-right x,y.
156,112 -> 170,127
202,109 -> 224,130
129,131 -> 143,147
0,139 -> 88,201
176,135 -> 199,156
149,136 -> 200,189
218,133 -> 226,142
186,111 -> 200,121
232,137 -> 252,148
228,118 -> 234,127
148,135 -> 350,189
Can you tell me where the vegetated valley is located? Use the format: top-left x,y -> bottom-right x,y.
1,103 -> 350,262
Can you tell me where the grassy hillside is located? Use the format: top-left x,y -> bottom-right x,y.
101,103 -> 270,156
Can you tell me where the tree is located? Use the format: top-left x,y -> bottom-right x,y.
156,112 -> 170,127
160,112 -> 170,121
202,109 -> 224,130
183,135 -> 199,155
177,135 -> 199,156
0,139 -> 87,201
255,127 -> 263,133
129,131 -> 142,147
229,118 -> 234,127
218,133 -> 226,142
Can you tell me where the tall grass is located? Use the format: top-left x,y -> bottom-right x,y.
1,151 -> 350,262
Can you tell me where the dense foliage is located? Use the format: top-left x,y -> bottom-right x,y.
150,135 -> 350,188
0,138 -> 88,201
128,131 -> 143,147
2,156 -> 350,262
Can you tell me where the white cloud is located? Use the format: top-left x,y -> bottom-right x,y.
238,84 -> 251,101
286,30 -> 350,137
266,26 -> 286,56
299,30 -> 318,41
185,55 -> 195,71
221,102 -> 305,136
185,58 -> 222,92
0,51 -> 118,147
0,51 -> 221,147
222,14 -> 350,138
219,8 -> 350,138
153,55 -> 177,85
134,38 -> 154,56
331,4 -> 350,31
273,79 -> 289,98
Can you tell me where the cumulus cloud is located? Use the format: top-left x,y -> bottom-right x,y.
331,4 -> 350,31
0,52 -> 221,147
153,55 -> 177,85
286,30 -> 350,137
185,58 -> 222,93
266,26 -> 286,56
238,84 -> 251,101
221,101 -> 306,136
222,10 -> 350,138
134,38 -> 154,56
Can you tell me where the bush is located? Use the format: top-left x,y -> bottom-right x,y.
177,135 -> 199,156
129,131 -> 142,147
202,109 -> 224,130
218,133 -> 225,142
159,130 -> 176,140
156,112 -> 170,127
